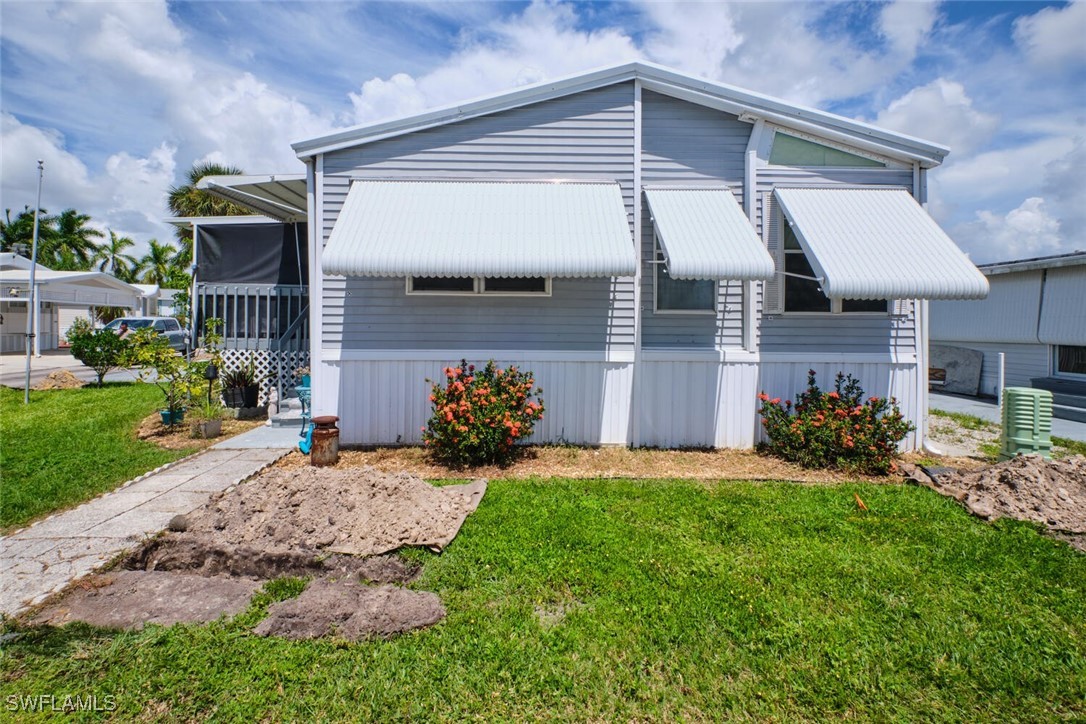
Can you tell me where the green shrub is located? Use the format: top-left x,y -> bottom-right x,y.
66,317 -> 130,386
422,359 -> 545,466
758,370 -> 914,475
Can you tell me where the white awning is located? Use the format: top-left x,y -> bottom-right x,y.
774,187 -> 989,300
1039,266 -> 1086,345
644,186 -> 774,280
196,174 -> 307,222
323,179 -> 636,278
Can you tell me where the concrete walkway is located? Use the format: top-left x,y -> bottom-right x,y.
930,392 -> 1086,442
0,425 -> 298,617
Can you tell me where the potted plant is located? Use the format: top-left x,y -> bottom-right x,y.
295,366 -> 311,387
222,355 -> 261,408
191,397 -> 226,439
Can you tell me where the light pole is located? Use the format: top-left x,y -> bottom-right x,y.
23,160 -> 44,404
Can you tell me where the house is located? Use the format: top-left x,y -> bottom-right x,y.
211,61 -> 990,448
169,201 -> 309,401
0,252 -> 144,354
931,251 -> 1086,422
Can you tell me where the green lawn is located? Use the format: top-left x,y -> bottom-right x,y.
0,384 -> 195,530
3,479 -> 1083,720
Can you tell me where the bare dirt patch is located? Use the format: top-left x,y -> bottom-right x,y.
904,455 -> 1086,550
32,369 -> 86,390
275,446 -> 893,484
184,467 -> 486,556
35,466 -> 487,639
33,571 -> 259,629
136,413 -> 263,451
253,580 -> 445,641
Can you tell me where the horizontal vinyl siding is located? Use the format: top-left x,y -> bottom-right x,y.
320,83 -> 636,353
1038,265 -> 1086,345
931,270 -> 1043,344
323,276 -> 632,351
640,90 -> 751,348
755,166 -> 918,354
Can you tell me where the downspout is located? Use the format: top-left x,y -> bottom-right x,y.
189,221 -> 199,360
631,79 -> 643,447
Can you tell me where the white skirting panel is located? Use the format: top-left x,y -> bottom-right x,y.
321,358 -> 634,446
638,361 -> 760,448
756,361 -> 922,450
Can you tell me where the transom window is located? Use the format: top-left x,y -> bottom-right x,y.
782,224 -> 887,314
769,132 -> 886,168
407,276 -> 551,296
653,234 -> 715,314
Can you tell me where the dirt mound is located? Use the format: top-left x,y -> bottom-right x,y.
33,571 -> 259,630
907,455 -> 1086,540
125,537 -> 419,583
253,579 -> 445,641
184,466 -> 486,556
32,369 -> 85,390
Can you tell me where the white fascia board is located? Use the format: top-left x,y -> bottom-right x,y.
980,252 -> 1086,276
294,60 -> 948,167
165,215 -> 279,228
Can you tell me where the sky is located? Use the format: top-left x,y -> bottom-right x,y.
1,0 -> 1083,264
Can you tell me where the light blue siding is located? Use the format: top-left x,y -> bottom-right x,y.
321,83 -> 636,352
931,270 -> 1043,344
640,89 -> 751,349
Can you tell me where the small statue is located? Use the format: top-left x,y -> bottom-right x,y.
266,385 -> 279,419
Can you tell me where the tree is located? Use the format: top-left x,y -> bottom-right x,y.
66,318 -> 130,386
50,209 -> 103,270
92,230 -> 138,280
1,206 -> 58,257
137,239 -> 185,287
168,161 -> 249,263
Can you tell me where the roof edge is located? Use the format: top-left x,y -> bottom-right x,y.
293,60 -> 949,166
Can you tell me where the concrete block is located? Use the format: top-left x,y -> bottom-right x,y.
930,344 -> 984,396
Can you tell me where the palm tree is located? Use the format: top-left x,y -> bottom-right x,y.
138,239 -> 183,287
168,161 -> 249,264
93,230 -> 138,279
1,206 -> 59,258
49,209 -> 103,270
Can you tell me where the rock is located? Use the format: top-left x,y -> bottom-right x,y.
167,514 -> 188,532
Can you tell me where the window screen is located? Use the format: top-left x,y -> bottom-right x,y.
483,277 -> 547,293
410,277 -> 475,293
769,133 -> 885,168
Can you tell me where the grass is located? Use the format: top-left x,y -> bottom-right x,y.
0,383 -> 196,530
930,407 -> 1086,460
929,408 -> 997,431
3,479 -> 1084,720
1054,436 -> 1086,456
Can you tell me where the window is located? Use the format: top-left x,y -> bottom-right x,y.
1055,345 -> 1086,377
654,235 -> 715,313
407,276 -> 550,295
769,132 -> 886,168
782,224 -> 887,314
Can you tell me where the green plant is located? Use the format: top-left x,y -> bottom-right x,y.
128,318 -> 222,424
222,355 -> 258,389
422,359 -> 545,466
758,370 -> 914,475
65,317 -> 130,386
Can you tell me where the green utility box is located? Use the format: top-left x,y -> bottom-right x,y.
999,387 -> 1053,460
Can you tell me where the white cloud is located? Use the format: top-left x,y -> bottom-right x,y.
879,0 -> 938,58
1041,137 -> 1086,247
0,113 -> 97,215
347,1 -> 640,125
874,78 -> 999,155
953,197 -> 1063,262
103,143 -> 177,236
1013,0 -> 1086,69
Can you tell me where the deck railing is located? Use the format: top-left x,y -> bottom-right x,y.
194,284 -> 308,351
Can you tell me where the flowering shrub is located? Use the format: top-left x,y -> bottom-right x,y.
758,370 -> 914,475
422,359 -> 545,466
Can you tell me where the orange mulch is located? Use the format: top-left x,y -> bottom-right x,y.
137,413 -> 265,451
32,370 -> 86,390
275,445 -> 904,484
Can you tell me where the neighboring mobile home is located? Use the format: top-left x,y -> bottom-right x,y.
931,252 -> 1086,421
215,62 -> 990,448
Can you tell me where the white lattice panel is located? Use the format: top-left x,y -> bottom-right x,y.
220,349 -> 310,404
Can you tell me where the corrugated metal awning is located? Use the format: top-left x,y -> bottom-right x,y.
1039,266 -> 1086,345
323,180 -> 636,278
196,174 -> 307,222
774,187 -> 989,300
644,186 -> 774,280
